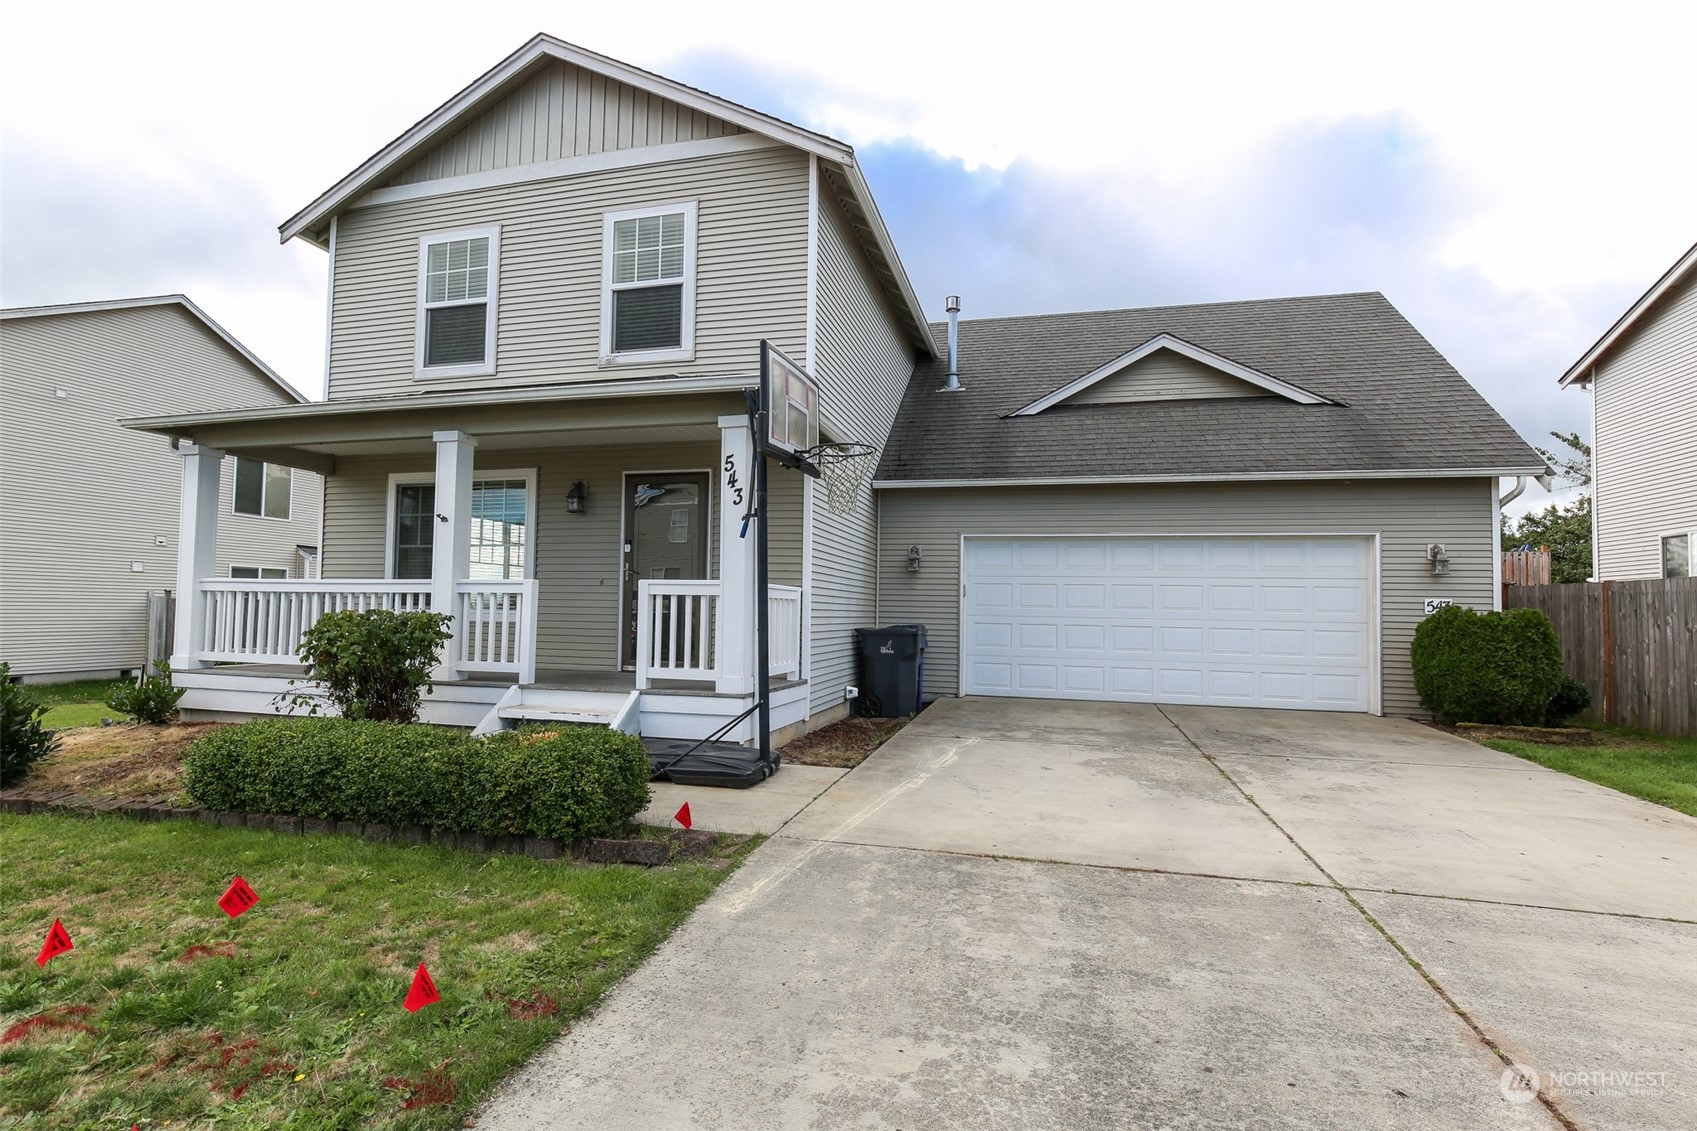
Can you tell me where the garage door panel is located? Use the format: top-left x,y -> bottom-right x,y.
964,536 -> 1373,712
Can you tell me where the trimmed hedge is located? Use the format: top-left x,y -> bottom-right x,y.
1410,604 -> 1564,725
182,719 -> 651,842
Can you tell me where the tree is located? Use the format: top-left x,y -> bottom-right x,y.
1502,431 -> 1593,583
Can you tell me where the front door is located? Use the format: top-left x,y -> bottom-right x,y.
622,473 -> 710,668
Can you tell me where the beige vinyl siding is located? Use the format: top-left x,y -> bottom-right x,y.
807,189 -> 919,714
384,60 -> 743,188
1590,271 -> 1697,580
1065,348 -> 1275,405
0,305 -> 318,679
875,479 -> 1498,716
330,146 -> 809,399
320,442 -> 800,672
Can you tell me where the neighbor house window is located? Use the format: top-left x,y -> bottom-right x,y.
1664,533 -> 1693,579
230,566 -> 288,580
232,457 -> 290,519
417,226 -> 499,375
387,472 -> 535,581
601,202 -> 696,362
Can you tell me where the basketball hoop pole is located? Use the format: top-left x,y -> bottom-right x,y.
753,344 -> 774,768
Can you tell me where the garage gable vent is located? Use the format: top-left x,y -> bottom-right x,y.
1009,333 -> 1331,416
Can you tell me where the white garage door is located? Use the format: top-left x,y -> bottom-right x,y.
962,536 -> 1374,711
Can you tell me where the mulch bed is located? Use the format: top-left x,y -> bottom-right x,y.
780,715 -> 911,768
1423,719 -> 1599,746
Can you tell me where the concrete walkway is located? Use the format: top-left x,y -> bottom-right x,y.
478,698 -> 1697,1130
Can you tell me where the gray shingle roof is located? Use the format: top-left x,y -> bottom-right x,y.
875,292 -> 1545,483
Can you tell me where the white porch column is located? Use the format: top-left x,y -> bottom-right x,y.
716,414 -> 757,694
170,443 -> 224,670
431,430 -> 477,681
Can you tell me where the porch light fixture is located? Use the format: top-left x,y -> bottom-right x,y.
1427,543 -> 1451,576
565,480 -> 588,514
907,545 -> 923,573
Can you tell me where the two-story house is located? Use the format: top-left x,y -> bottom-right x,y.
2,295 -> 321,682
127,34 -> 1543,736
1558,241 -> 1696,580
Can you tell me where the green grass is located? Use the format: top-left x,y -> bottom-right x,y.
1483,729 -> 1697,817
23,679 -> 131,730
0,813 -> 751,1128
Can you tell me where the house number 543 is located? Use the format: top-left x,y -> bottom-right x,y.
723,454 -> 744,506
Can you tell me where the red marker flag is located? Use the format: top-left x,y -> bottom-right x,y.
218,875 -> 259,918
674,801 -> 693,830
404,963 -> 440,1012
36,919 -> 74,967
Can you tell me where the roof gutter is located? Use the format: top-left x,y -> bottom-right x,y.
872,467 -> 1552,489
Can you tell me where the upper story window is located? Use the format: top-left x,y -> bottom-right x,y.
233,457 -> 290,520
601,202 -> 697,364
416,226 -> 499,377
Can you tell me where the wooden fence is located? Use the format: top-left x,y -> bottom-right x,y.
1503,578 -> 1697,736
1501,548 -> 1552,585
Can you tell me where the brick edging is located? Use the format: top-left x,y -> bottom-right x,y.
0,790 -> 700,865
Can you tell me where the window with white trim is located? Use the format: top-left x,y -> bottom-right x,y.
1663,532 -> 1693,579
417,227 -> 498,375
387,472 -> 535,581
602,202 -> 696,362
230,566 -> 288,580
232,457 -> 290,519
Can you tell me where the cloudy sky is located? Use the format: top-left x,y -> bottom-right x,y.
3,1 -> 1692,512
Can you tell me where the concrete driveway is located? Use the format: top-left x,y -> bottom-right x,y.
477,698 -> 1697,1130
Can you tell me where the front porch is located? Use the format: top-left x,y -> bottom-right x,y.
150,382 -> 812,744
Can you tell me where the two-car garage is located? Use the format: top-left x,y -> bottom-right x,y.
959,535 -> 1377,712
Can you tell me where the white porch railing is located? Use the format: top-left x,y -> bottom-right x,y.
455,579 -> 538,684
769,585 -> 803,680
635,580 -> 804,688
196,580 -> 432,664
191,578 -> 536,682
636,580 -> 719,687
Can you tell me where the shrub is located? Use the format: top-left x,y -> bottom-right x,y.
1,664 -> 60,788
105,664 -> 185,724
289,609 -> 453,723
183,719 -> 651,842
1410,604 -> 1563,725
1545,676 -> 1591,727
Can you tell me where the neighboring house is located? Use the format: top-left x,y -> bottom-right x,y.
123,34 -> 1541,734
0,296 -> 322,682
1559,241 -> 1697,580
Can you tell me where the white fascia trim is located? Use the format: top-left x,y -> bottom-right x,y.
1011,333 -> 1330,416
873,467 -> 1548,489
279,34 -> 852,246
122,372 -> 757,433
1560,240 -> 1697,387
385,467 -> 539,580
599,200 -> 698,366
1,293 -> 308,404
415,224 -> 500,380
355,134 -> 779,211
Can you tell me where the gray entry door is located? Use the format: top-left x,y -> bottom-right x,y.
622,473 -> 710,668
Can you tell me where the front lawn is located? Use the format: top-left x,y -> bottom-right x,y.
25,679 -> 132,730
1483,729 -> 1697,817
0,813 -> 751,1128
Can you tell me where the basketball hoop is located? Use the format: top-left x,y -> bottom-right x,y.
801,441 -> 877,515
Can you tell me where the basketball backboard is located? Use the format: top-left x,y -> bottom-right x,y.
759,340 -> 819,473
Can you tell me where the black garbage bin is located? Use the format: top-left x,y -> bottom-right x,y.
854,624 -> 927,717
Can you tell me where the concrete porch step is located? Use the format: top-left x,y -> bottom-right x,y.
473,685 -> 641,737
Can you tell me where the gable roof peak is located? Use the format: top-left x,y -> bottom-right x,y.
1010,332 -> 1332,416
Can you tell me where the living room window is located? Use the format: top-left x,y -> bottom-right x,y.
601,202 -> 696,363
417,226 -> 499,376
1663,532 -> 1693,579
230,565 -> 288,580
232,457 -> 290,519
386,471 -> 536,580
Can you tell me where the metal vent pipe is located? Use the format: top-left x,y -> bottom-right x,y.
940,295 -> 962,392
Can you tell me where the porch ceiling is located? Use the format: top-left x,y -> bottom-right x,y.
122,379 -> 749,474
